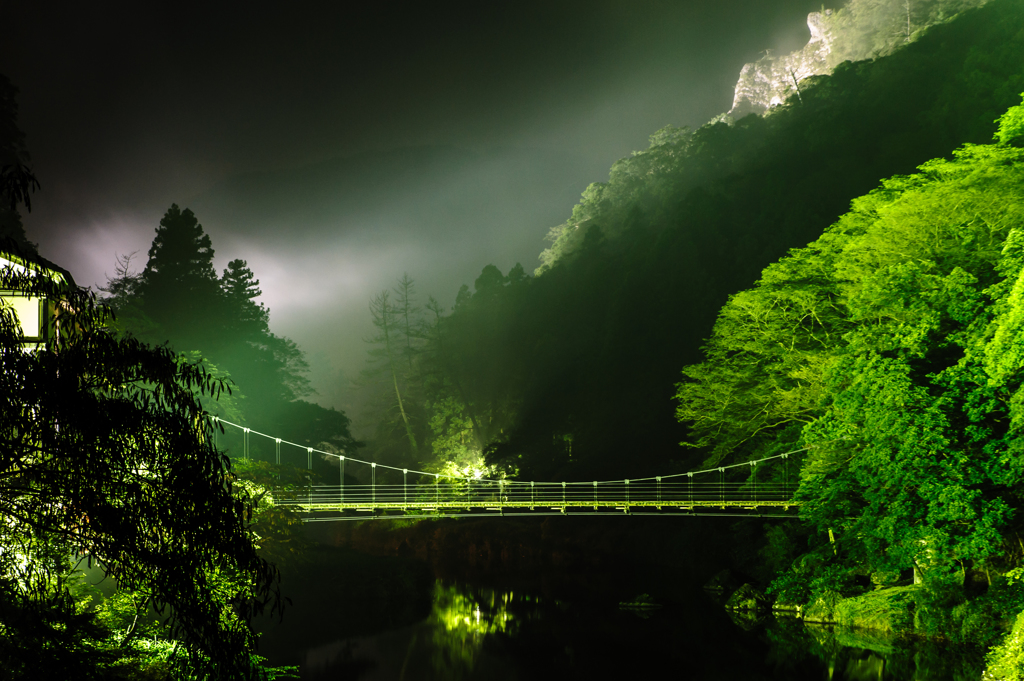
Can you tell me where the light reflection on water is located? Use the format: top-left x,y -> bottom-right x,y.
298,583 -> 541,680
269,576 -> 986,681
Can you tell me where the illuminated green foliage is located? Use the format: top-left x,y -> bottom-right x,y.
675,242 -> 849,466
0,267 -> 279,679
427,397 -> 482,469
997,97 -> 1024,147
797,139 -> 1024,574
360,268 -> 530,475
986,610 -> 1024,679
228,459 -> 313,567
680,99 -> 1024,591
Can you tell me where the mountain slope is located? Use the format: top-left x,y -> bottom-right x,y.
462,0 -> 1024,480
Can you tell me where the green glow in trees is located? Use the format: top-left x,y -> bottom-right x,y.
676,96 -> 1024,579
0,262 -> 279,680
103,207 -> 334,455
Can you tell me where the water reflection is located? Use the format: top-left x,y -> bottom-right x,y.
276,576 -> 986,680
429,583 -> 525,679
762,615 -> 986,681
293,581 -> 543,680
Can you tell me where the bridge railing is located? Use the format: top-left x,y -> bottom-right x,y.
271,479 -> 797,510
210,417 -> 808,515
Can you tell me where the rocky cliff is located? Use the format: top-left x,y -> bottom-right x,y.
729,11 -> 834,119
727,0 -> 990,120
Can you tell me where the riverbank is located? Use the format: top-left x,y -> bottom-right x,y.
717,576 -> 1024,678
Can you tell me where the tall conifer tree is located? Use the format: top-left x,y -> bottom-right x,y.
138,205 -> 222,350
220,258 -> 269,341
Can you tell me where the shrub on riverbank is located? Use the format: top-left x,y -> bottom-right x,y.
767,570 -> 1024,651
833,586 -> 918,634
986,610 -> 1024,679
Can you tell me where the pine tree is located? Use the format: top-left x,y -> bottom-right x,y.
220,258 -> 269,341
138,205 -> 222,350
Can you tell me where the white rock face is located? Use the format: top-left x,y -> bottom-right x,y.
728,12 -> 834,119
725,0 -> 993,120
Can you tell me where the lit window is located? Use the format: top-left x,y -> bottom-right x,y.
1,295 -> 43,340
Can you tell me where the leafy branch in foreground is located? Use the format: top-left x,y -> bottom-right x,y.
0,259 -> 281,679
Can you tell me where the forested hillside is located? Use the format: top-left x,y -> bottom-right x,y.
682,98 -> 1024,583
668,92 -> 1024,671
102,206 -> 357,468
360,0 -> 1024,483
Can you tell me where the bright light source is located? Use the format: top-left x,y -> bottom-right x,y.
3,296 -> 41,338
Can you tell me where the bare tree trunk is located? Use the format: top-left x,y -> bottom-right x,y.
370,291 -> 417,453
395,274 -> 419,373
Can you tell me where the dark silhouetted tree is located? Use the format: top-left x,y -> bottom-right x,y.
0,263 -> 279,680
220,258 -> 269,341
137,204 -> 222,351
0,73 -> 37,253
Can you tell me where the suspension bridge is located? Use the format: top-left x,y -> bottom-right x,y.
213,418 -> 802,521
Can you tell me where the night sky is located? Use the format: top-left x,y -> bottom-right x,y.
3,0 -> 821,408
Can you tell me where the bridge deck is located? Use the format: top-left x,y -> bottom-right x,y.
271,482 -> 799,518
277,499 -> 798,516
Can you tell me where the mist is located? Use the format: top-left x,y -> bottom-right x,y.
4,0 -> 822,413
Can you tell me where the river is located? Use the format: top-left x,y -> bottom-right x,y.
254,518 -> 986,680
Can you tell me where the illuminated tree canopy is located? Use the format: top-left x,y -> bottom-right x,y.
675,97 -> 1024,583
0,259 -> 279,679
